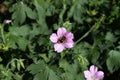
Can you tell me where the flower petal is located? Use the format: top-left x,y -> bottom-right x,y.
86,79 -> 93,80
94,79 -> 99,80
54,43 -> 64,53
5,20 -> 11,24
50,33 -> 58,43
57,27 -> 67,38
96,71 -> 104,79
64,40 -> 74,48
90,65 -> 98,74
65,32 -> 74,39
84,70 -> 91,79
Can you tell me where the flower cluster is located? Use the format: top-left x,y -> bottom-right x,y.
50,28 -> 104,80
84,65 -> 104,80
50,27 -> 74,53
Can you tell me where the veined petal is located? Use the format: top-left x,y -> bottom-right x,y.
57,27 -> 67,38
65,32 -> 74,39
54,43 -> 64,53
64,40 -> 74,48
96,71 -> 104,79
90,65 -> 98,74
84,70 -> 91,79
50,33 -> 58,43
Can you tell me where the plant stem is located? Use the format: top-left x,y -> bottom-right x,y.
75,14 -> 105,44
75,25 -> 94,44
6,58 -> 17,69
0,24 -> 5,44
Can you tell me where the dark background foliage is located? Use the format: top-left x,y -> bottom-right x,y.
0,0 -> 120,80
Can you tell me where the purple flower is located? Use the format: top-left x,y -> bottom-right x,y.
5,20 -> 11,24
84,65 -> 104,80
50,27 -> 74,53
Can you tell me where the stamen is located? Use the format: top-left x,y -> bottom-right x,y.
58,36 -> 66,43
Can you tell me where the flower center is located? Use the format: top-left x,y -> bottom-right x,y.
58,36 -> 66,43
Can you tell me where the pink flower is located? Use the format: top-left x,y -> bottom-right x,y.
84,65 -> 104,80
5,20 -> 11,24
50,27 -> 74,53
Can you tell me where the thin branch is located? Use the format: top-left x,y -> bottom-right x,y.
0,24 -> 5,44
75,14 -> 105,44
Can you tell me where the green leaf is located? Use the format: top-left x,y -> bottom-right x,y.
34,66 -> 60,80
16,25 -> 31,37
63,21 -> 72,31
34,72 -> 45,80
8,33 -> 18,49
32,0 -> 48,8
38,37 -> 48,46
67,0 -> 88,23
59,59 -> 70,72
73,42 -> 91,56
17,60 -> 20,71
0,57 -> 2,62
39,54 -> 49,62
105,32 -> 117,42
13,73 -> 23,80
59,59 -> 79,74
90,48 -> 100,64
12,2 -> 26,25
106,50 -> 120,73
8,33 -> 28,51
32,0 -> 49,35
45,67 -> 60,80
17,37 -> 28,51
19,59 -> 25,69
9,25 -> 31,37
25,5 -> 37,19
27,60 -> 46,74
8,25 -> 30,50
61,72 -> 74,80
75,73 -> 85,80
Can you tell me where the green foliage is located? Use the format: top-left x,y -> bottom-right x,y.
27,60 -> 60,80
10,2 -> 26,25
0,0 -> 120,80
106,50 -> 120,73
105,32 -> 117,42
27,60 -> 46,75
